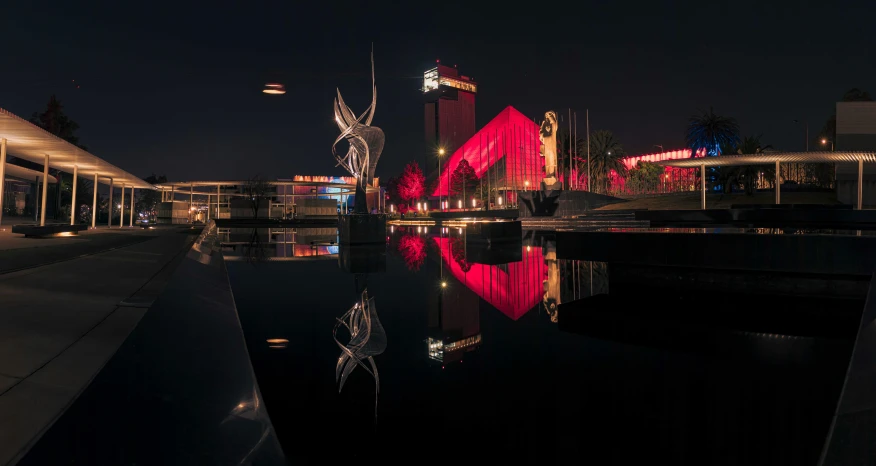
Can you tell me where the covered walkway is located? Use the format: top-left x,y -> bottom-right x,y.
658,151 -> 876,210
0,108 -> 154,229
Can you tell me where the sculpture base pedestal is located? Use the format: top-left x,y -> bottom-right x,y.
338,244 -> 387,273
541,178 -> 562,191
338,214 -> 386,245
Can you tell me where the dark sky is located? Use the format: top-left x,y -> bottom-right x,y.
0,1 -> 872,182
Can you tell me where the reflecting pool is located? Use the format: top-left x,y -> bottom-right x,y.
225,227 -> 859,465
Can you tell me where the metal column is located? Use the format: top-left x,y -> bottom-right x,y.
40,154 -> 49,226
700,163 -> 706,209
129,185 -> 134,226
92,173 -> 98,228
775,160 -> 780,205
217,184 -> 221,219
190,183 -> 193,223
119,183 -> 125,228
70,165 -> 78,225
206,194 -> 211,221
858,158 -> 864,210
107,178 -> 113,227
0,138 -> 6,227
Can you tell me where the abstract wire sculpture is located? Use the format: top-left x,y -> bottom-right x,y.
332,49 -> 385,214
333,289 -> 386,416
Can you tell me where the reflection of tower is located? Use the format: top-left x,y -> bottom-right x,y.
424,63 -> 477,179
426,233 -> 481,364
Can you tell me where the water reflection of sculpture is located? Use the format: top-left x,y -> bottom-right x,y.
543,254 -> 610,322
333,281 -> 386,416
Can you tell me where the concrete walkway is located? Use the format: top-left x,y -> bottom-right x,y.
0,226 -> 198,465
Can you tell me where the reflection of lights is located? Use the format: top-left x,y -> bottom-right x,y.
441,281 -> 447,288
526,246 -> 531,252
266,338 -> 289,344
390,204 -> 395,213
472,199 -> 476,207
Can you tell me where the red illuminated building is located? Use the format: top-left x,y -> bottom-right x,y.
424,63 -> 477,178
433,237 -> 547,321
432,106 -> 542,202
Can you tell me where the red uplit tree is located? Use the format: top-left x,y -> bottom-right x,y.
449,159 -> 479,202
397,162 -> 425,204
398,234 -> 426,271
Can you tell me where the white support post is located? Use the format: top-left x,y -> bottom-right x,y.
858,158 -> 864,210
775,160 -> 781,205
70,166 -> 78,225
129,185 -> 134,226
0,138 -> 6,227
206,194 -> 211,221
190,184 -> 193,223
119,183 -> 125,228
92,173 -> 98,228
40,154 -> 49,226
217,184 -> 221,219
107,178 -> 113,227
700,163 -> 706,210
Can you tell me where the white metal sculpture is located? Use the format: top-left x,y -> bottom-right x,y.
332,50 -> 385,214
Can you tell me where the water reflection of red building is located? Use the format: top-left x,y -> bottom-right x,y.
432,237 -> 547,320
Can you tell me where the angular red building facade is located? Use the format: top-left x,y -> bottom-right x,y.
432,106 -> 542,199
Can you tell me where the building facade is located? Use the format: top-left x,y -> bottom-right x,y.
836,102 -> 876,206
424,64 -> 477,179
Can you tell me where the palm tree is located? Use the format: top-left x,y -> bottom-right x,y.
583,130 -> 627,194
685,107 -> 740,157
734,135 -> 772,194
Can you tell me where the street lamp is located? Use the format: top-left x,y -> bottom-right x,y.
438,148 -> 446,211
821,138 -> 834,151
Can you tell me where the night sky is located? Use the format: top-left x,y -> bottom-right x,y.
0,1 -> 872,182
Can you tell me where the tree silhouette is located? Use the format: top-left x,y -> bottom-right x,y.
585,130 -> 627,194
449,159 -> 479,202
136,174 -> 168,221
397,162 -> 425,204
243,175 -> 272,219
29,95 -> 88,220
685,107 -> 740,157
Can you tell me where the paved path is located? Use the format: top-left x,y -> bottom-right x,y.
0,227 -> 198,465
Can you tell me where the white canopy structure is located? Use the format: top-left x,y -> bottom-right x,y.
657,151 -> 876,209
0,107 -> 154,228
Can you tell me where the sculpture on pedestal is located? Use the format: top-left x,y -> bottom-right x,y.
332,51 -> 385,214
539,110 -> 560,190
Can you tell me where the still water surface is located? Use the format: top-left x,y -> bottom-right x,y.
226,228 -> 857,465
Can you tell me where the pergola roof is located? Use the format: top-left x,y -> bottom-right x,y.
656,151 -> 876,167
4,163 -> 57,184
0,108 -> 153,189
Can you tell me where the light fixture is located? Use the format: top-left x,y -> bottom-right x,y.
439,148 -> 445,155
458,200 -> 462,209
263,83 -> 286,95
497,196 -> 503,205
441,281 -> 447,288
